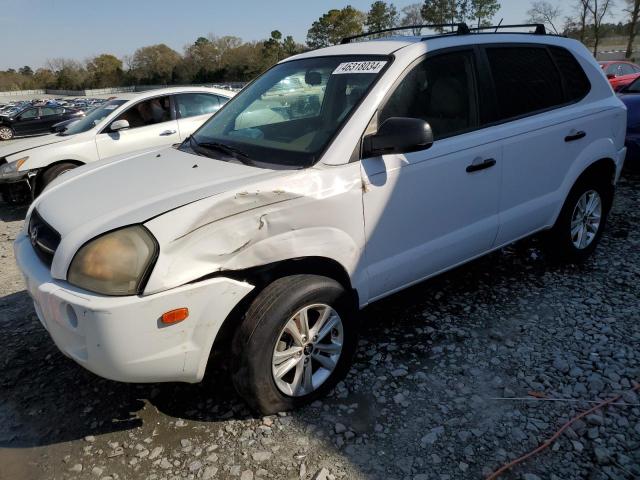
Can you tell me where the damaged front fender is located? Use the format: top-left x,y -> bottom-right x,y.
143,163 -> 367,297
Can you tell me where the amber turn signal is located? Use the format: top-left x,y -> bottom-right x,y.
161,308 -> 189,325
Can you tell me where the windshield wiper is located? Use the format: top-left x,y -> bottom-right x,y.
189,137 -> 253,165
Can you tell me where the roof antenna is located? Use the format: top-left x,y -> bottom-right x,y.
494,18 -> 503,33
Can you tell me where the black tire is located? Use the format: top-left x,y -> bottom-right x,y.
0,126 -> 14,141
544,173 -> 612,263
231,274 -> 358,414
37,162 -> 78,196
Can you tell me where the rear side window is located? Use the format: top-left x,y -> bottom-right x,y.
548,47 -> 591,102
175,93 -> 221,119
486,47 -> 563,121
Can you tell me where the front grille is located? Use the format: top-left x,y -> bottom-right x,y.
28,210 -> 60,266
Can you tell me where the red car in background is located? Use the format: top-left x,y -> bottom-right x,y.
599,61 -> 640,91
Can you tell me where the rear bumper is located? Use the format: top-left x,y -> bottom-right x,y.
14,233 -> 254,383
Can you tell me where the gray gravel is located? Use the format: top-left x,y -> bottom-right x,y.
1,172 -> 639,480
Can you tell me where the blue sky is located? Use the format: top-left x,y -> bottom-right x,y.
0,0 -> 626,69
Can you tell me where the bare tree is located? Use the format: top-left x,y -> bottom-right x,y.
586,0 -> 615,56
526,1 -> 562,34
400,3 -> 424,35
625,0 -> 640,58
577,0 -> 589,42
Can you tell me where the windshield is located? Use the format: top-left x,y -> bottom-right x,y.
61,100 -> 127,135
187,55 -> 389,167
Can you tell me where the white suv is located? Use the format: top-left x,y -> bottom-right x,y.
14,25 -> 626,413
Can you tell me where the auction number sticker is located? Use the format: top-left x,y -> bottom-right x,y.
333,61 -> 387,74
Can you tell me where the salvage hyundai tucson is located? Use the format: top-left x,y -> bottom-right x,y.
14,24 -> 627,413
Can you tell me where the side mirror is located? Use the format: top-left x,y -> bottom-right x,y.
363,117 -> 434,157
606,73 -> 616,80
109,119 -> 130,132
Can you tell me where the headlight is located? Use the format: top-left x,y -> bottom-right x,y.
68,225 -> 158,296
0,156 -> 28,176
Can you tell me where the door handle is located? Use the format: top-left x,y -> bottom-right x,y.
565,130 -> 586,142
466,158 -> 496,173
159,129 -> 176,136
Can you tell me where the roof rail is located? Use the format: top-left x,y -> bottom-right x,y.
341,23 -> 470,44
470,23 -> 546,35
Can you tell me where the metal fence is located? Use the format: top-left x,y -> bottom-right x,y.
0,83 -> 246,99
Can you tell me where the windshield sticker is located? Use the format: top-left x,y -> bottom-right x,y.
333,61 -> 387,75
103,104 -> 119,110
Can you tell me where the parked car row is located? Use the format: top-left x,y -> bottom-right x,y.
0,86 -> 233,203
8,25 -> 628,414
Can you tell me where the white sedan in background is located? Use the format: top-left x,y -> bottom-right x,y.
0,86 -> 234,204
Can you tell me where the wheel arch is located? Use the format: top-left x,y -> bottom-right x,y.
33,159 -> 85,195
208,256 -> 359,363
549,149 -> 618,228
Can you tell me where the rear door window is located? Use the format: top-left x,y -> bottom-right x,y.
175,93 -> 221,118
485,46 -> 563,121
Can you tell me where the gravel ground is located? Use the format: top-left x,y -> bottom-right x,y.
0,172 -> 639,480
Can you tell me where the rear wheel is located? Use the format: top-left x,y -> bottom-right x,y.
231,274 -> 358,414
37,162 -> 78,196
544,175 -> 612,263
0,126 -> 14,141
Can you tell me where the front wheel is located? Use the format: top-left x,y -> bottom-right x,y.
231,275 -> 358,414
0,126 -> 14,141
36,162 -> 78,196
544,175 -> 612,263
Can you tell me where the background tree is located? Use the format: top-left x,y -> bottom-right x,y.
400,3 -> 425,34
468,0 -> 501,28
46,58 -> 87,89
420,0 -> 463,31
282,35 -> 301,55
18,66 -> 33,76
366,1 -> 398,32
129,44 -> 181,84
262,30 -> 285,65
307,6 -> 366,48
86,54 -> 123,88
625,0 -> 640,57
527,1 -> 563,33
586,0 -> 615,56
182,37 -> 220,83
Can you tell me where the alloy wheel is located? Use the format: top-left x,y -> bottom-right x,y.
570,189 -> 602,250
271,303 -> 344,397
0,127 -> 13,140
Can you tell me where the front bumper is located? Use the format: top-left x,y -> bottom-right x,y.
0,170 -> 29,185
14,233 -> 254,383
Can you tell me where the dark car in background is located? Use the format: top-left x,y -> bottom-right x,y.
618,76 -> 640,169
0,105 -> 82,140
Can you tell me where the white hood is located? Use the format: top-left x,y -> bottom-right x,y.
0,134 -> 71,160
33,146 -> 292,278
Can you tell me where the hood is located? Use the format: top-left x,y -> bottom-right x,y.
35,146 -> 289,247
0,134 -> 71,160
